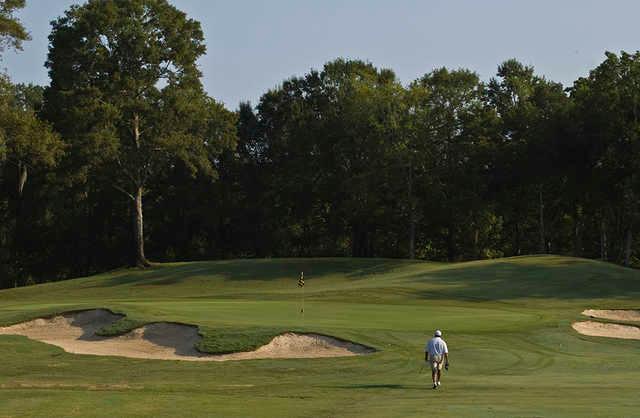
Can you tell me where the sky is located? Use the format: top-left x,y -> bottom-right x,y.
2,0 -> 640,109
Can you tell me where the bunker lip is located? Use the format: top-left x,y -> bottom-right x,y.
581,309 -> 640,322
0,309 -> 375,361
572,320 -> 640,340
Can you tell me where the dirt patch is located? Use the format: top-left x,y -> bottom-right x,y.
572,321 -> 640,340
581,309 -> 640,322
0,309 -> 374,361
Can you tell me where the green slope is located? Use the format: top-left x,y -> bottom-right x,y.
0,255 -> 639,417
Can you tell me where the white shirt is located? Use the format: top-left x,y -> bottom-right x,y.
425,336 -> 448,357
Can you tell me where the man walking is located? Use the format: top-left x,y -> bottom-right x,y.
424,329 -> 449,389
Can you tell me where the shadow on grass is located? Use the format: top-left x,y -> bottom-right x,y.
406,256 -> 640,300
323,384 -> 423,390
79,255 -> 640,302
87,258 -> 415,288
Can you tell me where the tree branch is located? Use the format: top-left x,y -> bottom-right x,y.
112,183 -> 136,201
115,156 -> 139,186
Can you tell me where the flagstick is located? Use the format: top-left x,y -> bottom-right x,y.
301,272 -> 305,316
299,271 -> 305,324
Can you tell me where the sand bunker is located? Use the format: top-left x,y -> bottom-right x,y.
581,309 -> 640,322
0,309 -> 374,361
572,321 -> 640,340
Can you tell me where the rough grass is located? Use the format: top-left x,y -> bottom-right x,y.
0,255 -> 639,417
195,326 -> 292,354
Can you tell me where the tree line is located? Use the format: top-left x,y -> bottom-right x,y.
1,0 -> 640,288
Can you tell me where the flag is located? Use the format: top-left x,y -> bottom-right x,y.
298,272 -> 304,287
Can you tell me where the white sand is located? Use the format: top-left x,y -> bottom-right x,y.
0,309 -> 374,361
213,332 -> 375,361
581,309 -> 640,322
572,320 -> 640,340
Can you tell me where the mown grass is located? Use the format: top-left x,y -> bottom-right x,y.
0,255 -> 639,417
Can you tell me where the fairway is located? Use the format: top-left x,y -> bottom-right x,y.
1,255 -> 639,417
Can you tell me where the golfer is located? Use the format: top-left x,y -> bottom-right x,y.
424,329 -> 449,389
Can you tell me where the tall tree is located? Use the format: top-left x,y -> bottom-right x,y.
322,61 -> 405,257
255,59 -> 406,257
0,78 -> 63,285
0,82 -> 62,195
0,0 -> 29,160
0,0 -> 29,56
571,51 -> 640,266
44,0 -> 235,266
488,59 -> 569,255
408,68 -> 496,260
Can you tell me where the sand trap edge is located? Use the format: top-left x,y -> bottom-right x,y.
581,309 -> 640,323
572,320 -> 640,340
0,309 -> 378,361
0,308 -> 204,339
0,307 -> 124,328
207,331 -> 378,356
279,331 -> 377,354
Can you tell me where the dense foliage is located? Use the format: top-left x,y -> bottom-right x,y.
2,0 -> 640,287
0,0 -> 28,54
43,0 -> 236,267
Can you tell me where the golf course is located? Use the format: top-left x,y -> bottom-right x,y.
0,255 -> 638,417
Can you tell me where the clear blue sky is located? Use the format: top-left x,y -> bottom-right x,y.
2,0 -> 639,109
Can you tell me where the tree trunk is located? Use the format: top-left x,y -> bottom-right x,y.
538,188 -> 545,253
352,223 -> 363,257
131,112 -> 150,267
408,218 -> 415,259
573,206 -> 582,257
366,227 -> 374,257
474,228 -> 480,258
11,175 -> 24,283
135,186 -> 150,267
447,222 -> 456,261
407,163 -> 415,259
514,220 -> 521,256
573,223 -> 581,257
624,227 -> 632,267
600,218 -> 607,261
17,161 -> 27,197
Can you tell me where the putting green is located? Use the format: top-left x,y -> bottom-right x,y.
0,255 -> 639,417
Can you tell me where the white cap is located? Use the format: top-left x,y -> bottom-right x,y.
434,329 -> 442,337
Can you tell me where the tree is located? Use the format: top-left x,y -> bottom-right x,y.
488,59 -> 569,255
408,68 -> 497,260
0,81 -> 62,195
0,0 -> 29,56
320,60 -> 405,257
215,102 -> 270,256
0,77 -> 63,285
254,59 -> 406,257
0,0 -> 29,160
44,0 -> 235,267
144,100 -> 237,261
571,51 -> 640,266
0,0 -> 64,286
